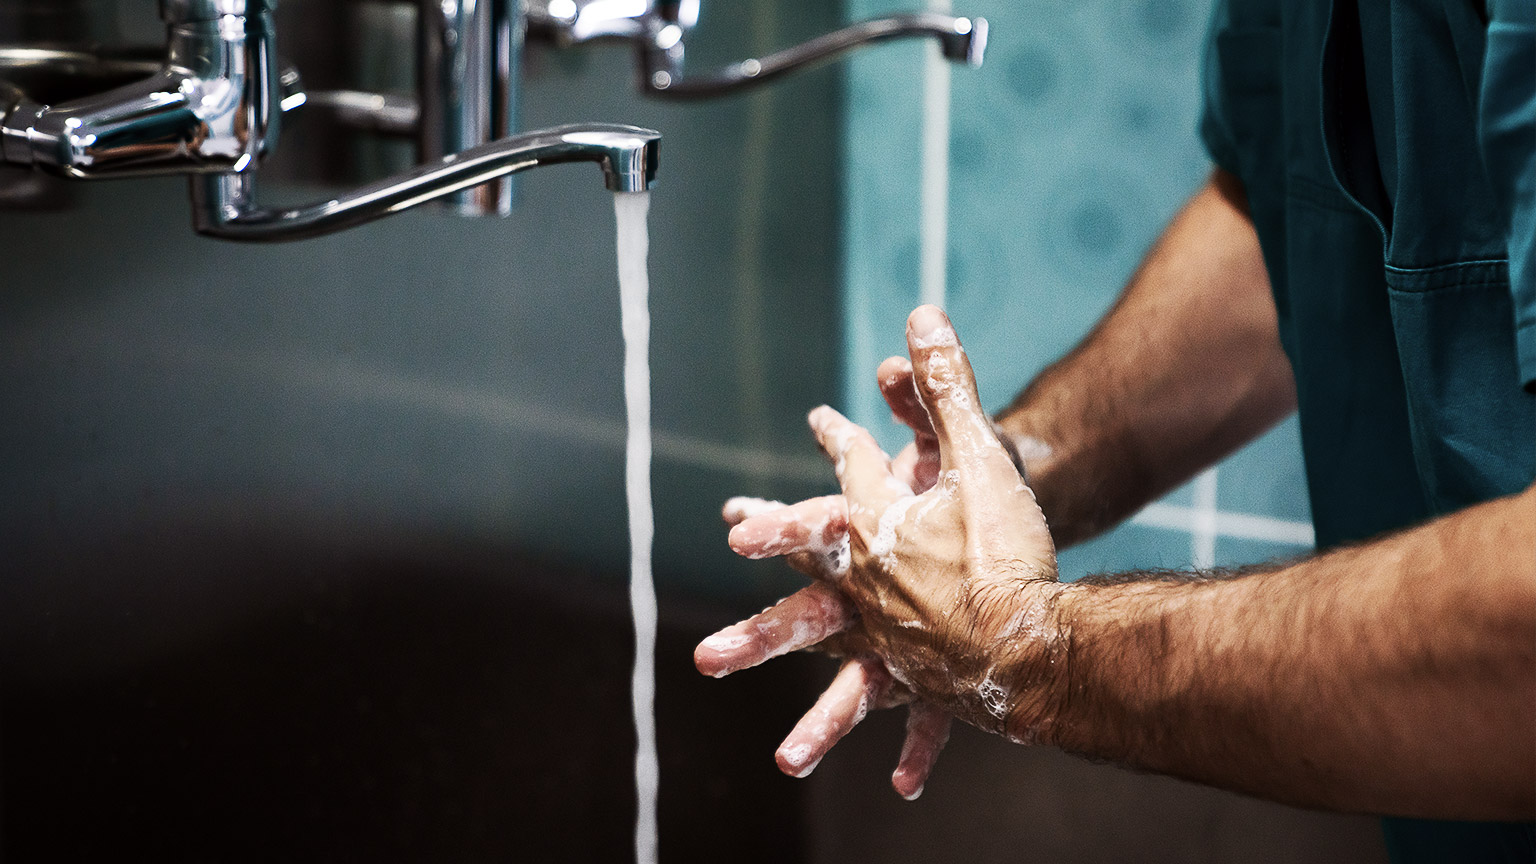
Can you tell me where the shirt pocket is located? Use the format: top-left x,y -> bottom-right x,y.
1384,260 -> 1536,515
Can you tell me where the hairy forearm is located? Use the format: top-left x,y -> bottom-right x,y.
1018,486 -> 1536,819
996,169 -> 1296,547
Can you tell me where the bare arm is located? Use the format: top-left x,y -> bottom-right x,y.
803,306 -> 1534,818
698,170 -> 1303,795
997,168 -> 1297,546
1031,486 -> 1536,819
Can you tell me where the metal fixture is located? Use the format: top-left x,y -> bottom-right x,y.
417,0 -> 523,215
193,123 -> 658,241
524,1 -> 987,97
0,0 -> 657,240
0,0 -> 987,235
1,1 -> 279,179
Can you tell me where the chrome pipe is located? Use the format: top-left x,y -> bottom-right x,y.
525,1 -> 986,99
418,0 -> 524,216
645,12 -> 987,98
1,1 -> 279,178
192,122 -> 658,242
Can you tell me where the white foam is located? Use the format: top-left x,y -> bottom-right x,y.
977,666 -> 1010,720
1011,434 -> 1053,463
723,496 -> 787,522
823,535 -> 852,578
870,496 -> 921,570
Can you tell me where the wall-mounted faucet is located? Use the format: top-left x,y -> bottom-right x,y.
0,0 -> 658,240
525,1 -> 987,98
194,123 -> 658,241
0,0 -> 986,237
0,0 -> 281,179
407,0 -> 983,213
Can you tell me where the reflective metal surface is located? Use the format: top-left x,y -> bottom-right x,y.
418,0 -> 524,216
0,48 -> 161,103
0,1 -> 656,238
160,0 -> 272,22
1,1 -> 279,178
525,0 -> 987,97
192,122 -> 658,241
644,12 -> 986,98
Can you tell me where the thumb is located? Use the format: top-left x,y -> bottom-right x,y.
905,305 -> 1016,490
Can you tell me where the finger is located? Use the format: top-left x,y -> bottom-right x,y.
877,356 -> 934,438
776,657 -> 892,778
891,439 -> 941,496
694,583 -> 855,678
905,305 -> 1016,489
807,406 -> 905,526
880,358 -> 941,493
891,703 -> 954,800
727,495 -> 846,561
723,497 -> 850,581
721,496 -> 788,527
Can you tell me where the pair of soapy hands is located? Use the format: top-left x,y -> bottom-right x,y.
694,305 -> 1063,800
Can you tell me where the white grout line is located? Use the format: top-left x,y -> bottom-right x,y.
1190,467 -> 1219,568
919,0 -> 953,310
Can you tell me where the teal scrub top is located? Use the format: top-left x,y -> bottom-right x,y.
1199,0 -> 1535,861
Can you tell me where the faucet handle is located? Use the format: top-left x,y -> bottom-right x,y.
641,11 -> 986,98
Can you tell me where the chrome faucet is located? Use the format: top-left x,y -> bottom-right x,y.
0,0 -> 659,241
384,0 -> 986,211
193,123 -> 658,241
0,0 -> 983,235
525,0 -> 987,97
0,0 -> 281,179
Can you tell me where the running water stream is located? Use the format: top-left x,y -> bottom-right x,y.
614,190 -> 658,864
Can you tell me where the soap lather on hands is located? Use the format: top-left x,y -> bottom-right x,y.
695,305 -> 1065,799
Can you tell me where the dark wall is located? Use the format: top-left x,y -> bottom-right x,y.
2,1 -> 844,859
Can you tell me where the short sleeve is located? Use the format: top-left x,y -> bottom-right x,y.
1479,0 -> 1536,391
1199,0 -> 1243,175
1198,0 -> 1285,193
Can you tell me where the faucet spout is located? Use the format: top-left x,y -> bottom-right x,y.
192,123 -> 660,242
645,12 -> 988,99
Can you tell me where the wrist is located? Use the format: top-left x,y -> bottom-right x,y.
994,579 -> 1075,746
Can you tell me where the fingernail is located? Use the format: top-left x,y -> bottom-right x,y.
700,630 -> 752,653
726,522 -> 763,557
902,784 -> 925,801
777,743 -> 821,778
908,305 -> 954,345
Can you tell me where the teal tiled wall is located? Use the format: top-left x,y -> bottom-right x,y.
841,0 -> 1313,577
